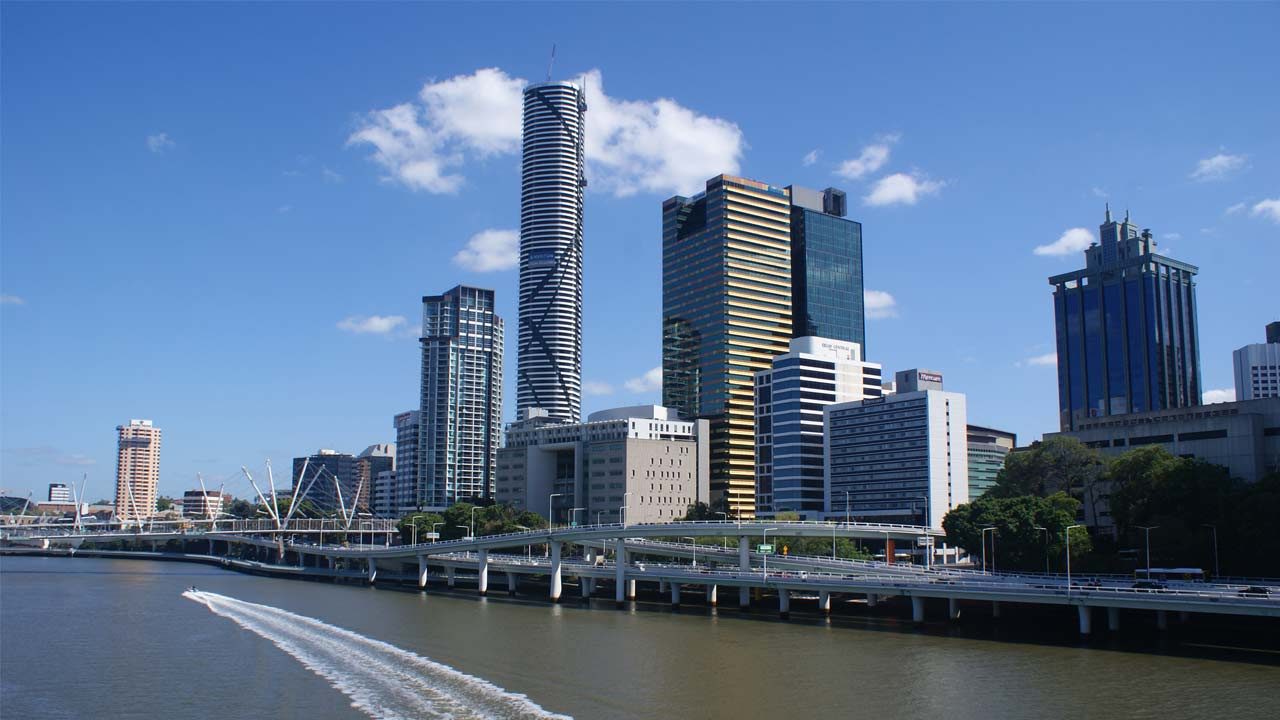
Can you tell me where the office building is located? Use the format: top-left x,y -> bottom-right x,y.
372,468 -> 398,519
292,449 -> 358,512
517,80 -> 586,423
754,337 -> 881,517
966,425 -> 1017,498
788,186 -> 865,349
1233,322 -> 1280,401
47,483 -> 72,504
496,405 -> 710,525
824,370 -> 968,531
182,489 -> 224,520
420,285 -> 503,510
115,419 -> 161,523
663,174 -> 794,518
355,444 -> 394,515
393,410 -> 421,514
1049,207 -> 1201,431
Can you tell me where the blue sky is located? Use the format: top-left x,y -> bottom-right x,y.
2,2 -> 1277,502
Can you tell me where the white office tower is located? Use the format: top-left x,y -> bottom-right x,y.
754,337 -> 882,518
824,369 -> 968,531
516,80 -> 586,422
1233,322 -> 1280,401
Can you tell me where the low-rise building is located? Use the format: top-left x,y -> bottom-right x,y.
1233,322 -> 1280,401
292,449 -> 358,513
966,425 -> 1017,498
182,490 -> 224,520
47,483 -> 72,503
824,369 -> 969,531
496,405 -> 710,525
355,444 -> 395,515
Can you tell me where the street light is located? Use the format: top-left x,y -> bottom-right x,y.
1033,526 -> 1049,575
981,527 -> 998,574
597,510 -> 606,526
548,493 -> 564,529
1201,523 -> 1219,578
1065,524 -> 1085,595
1135,525 -> 1159,579
682,537 -> 698,567
844,491 -> 851,526
432,522 -> 445,542
515,524 -> 532,561
622,492 -> 633,527
470,506 -> 481,540
456,525 -> 472,539
571,507 -> 585,527
761,528 -> 779,581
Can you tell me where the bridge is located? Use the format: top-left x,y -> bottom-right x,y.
4,519 -> 1277,635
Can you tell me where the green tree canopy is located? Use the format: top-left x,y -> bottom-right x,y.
990,436 -> 1104,500
942,492 -> 1091,572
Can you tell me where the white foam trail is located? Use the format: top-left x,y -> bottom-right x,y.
183,590 -> 571,720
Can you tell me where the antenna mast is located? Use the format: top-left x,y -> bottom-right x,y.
546,43 -> 556,82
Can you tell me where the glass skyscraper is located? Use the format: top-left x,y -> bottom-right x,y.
1049,207 -> 1201,431
663,175 -> 794,518
420,285 -> 504,510
788,186 -> 865,349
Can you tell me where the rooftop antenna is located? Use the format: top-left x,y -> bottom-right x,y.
546,43 -> 556,82
1104,202 -> 1112,223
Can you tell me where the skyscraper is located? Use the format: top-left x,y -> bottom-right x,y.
663,174 -> 794,518
115,419 -> 160,523
517,80 -> 586,423
392,409 -> 420,514
1233,322 -> 1280,400
421,285 -> 503,509
1049,207 -> 1201,431
292,449 -> 358,512
788,186 -> 865,349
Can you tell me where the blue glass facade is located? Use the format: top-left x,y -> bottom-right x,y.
1050,210 -> 1201,431
790,196 -> 865,350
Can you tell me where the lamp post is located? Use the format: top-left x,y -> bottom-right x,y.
1034,526 -> 1049,575
432,522 -> 445,543
456,525 -> 472,539
981,527 -> 997,574
1201,523 -> 1219,578
622,492 -> 632,527
515,525 -> 532,561
1065,524 -> 1084,595
1135,525 -> 1159,579
571,507 -> 585,527
762,528 -> 778,581
682,537 -> 698,567
844,491 -> 851,526
597,510 -> 606,526
470,506 -> 481,540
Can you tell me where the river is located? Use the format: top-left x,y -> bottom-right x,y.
2,555 -> 1277,719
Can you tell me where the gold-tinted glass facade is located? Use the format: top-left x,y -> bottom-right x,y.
662,175 -> 792,518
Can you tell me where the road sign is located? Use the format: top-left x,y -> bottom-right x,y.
757,544 -> 774,554
425,532 -> 440,540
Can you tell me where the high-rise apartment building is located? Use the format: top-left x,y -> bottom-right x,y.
355,443 -> 394,514
516,80 -> 586,423
48,483 -> 72,503
1233,322 -> 1280,401
824,370 -> 968,531
663,174 -> 794,518
393,410 -> 421,514
1049,207 -> 1201,431
115,419 -> 161,523
754,337 -> 881,517
966,425 -> 1016,498
421,285 -> 503,510
788,186 -> 865,349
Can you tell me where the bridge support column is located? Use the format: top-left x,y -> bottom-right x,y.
867,593 -> 878,607
367,558 -> 378,584
671,583 -> 681,608
1156,610 -> 1168,630
778,589 -> 790,619
446,566 -> 455,588
948,598 -> 960,621
1078,605 -> 1092,635
614,538 -> 627,606
819,591 -> 831,614
660,579 -> 667,594
507,572 -> 517,595
992,601 -> 1001,619
549,542 -> 563,602
626,578 -> 636,600
911,596 -> 925,623
328,557 -> 336,570
477,549 -> 489,596
417,556 -> 429,588
707,584 -> 718,606
1107,607 -> 1120,631
739,536 -> 751,609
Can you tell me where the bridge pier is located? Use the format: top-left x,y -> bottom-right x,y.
549,542 -> 563,602
446,566 -> 456,588
818,591 -> 831,614
1108,607 -> 1120,631
1156,610 -> 1168,630
911,596 -> 925,623
671,583 -> 681,608
778,589 -> 790,619
417,556 -> 429,588
614,538 -> 627,606
477,549 -> 489,596
992,601 -> 1001,619
1078,605 -> 1092,635
507,572 -> 517,595
707,584 -> 717,606
367,558 -> 377,584
739,536 -> 751,609
948,598 -> 960,621
867,593 -> 878,608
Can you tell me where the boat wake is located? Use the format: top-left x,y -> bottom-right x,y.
183,590 -> 570,720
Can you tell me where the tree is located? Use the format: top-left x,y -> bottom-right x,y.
990,436 -> 1104,500
398,512 -> 445,544
155,496 -> 174,512
225,499 -> 256,518
942,492 -> 1091,572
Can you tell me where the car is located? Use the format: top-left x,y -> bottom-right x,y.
1238,586 -> 1272,597
1131,581 -> 1165,591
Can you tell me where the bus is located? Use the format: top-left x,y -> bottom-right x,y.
1135,567 -> 1205,583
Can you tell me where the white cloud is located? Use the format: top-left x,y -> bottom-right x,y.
452,228 -> 518,272
1251,198 -> 1280,224
1190,152 -> 1247,181
348,67 -> 744,198
1026,352 -> 1057,367
1034,227 -> 1093,257
864,289 -> 898,319
1163,232 -> 1182,241
0,294 -> 24,305
583,380 -> 615,396
276,205 -> 292,214
836,134 -> 899,180
624,366 -> 662,393
146,132 -> 175,153
337,315 -> 408,335
863,172 -> 942,206
802,149 -> 819,167
1203,388 -> 1236,404
322,167 -> 343,183
1092,187 -> 1109,199
10,446 -> 96,466
1225,202 -> 1246,215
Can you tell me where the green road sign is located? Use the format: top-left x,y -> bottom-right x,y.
757,544 -> 774,554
